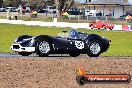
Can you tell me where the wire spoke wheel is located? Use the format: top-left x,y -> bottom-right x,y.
90,42 -> 101,55
87,40 -> 102,57
36,39 -> 51,57
39,41 -> 50,54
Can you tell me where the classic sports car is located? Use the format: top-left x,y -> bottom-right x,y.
10,30 -> 111,57
89,20 -> 114,30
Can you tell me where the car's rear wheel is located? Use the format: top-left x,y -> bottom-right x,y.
109,28 -> 113,30
18,52 -> 32,56
87,40 -> 102,57
69,53 -> 80,57
36,39 -> 51,57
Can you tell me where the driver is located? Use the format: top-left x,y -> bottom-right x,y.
69,30 -> 78,39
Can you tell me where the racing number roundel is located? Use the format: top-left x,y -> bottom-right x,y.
75,41 -> 84,49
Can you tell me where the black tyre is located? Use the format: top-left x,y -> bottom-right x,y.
36,39 -> 51,57
90,24 -> 93,29
69,53 -> 80,57
91,27 -> 93,29
18,52 -> 32,56
87,40 -> 102,57
109,28 -> 113,30
102,25 -> 106,29
76,76 -> 87,86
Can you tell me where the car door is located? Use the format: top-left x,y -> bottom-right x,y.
52,38 -> 72,51
67,38 -> 85,50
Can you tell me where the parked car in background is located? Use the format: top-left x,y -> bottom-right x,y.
85,10 -> 96,16
0,7 -> 6,12
38,8 -> 47,13
6,7 -> 17,12
120,13 -> 132,18
89,20 -> 114,30
22,7 -> 31,13
47,6 -> 57,13
38,6 -> 57,14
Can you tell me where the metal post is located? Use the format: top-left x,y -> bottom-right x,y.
106,16 -> 108,21
7,9 -> 11,20
87,15 -> 88,20
78,16 -> 80,20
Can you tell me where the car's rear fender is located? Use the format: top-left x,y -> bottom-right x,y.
85,34 -> 103,43
85,34 -> 109,52
87,34 -> 109,43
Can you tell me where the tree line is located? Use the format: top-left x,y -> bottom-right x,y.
0,0 -> 75,18
0,0 -> 74,10
0,0 -> 54,8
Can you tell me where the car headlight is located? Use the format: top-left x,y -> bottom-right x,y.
30,37 -> 35,44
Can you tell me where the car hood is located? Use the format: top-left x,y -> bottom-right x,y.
15,35 -> 35,43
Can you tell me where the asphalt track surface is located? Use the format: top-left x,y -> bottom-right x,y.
0,53 -> 132,59
0,53 -> 95,58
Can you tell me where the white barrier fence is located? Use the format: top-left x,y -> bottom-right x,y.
0,19 -> 125,31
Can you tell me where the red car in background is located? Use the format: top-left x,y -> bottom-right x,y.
89,21 -> 114,30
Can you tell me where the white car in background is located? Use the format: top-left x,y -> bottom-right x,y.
47,6 -> 57,13
85,10 -> 96,17
0,7 -> 6,12
22,7 -> 31,12
6,7 -> 17,12
25,7 -> 31,12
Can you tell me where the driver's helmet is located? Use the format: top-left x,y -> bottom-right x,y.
70,30 -> 78,39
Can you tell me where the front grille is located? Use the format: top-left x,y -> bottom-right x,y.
13,45 -> 20,49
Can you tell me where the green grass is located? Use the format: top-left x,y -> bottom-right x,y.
0,23 -> 132,56
0,24 -> 70,52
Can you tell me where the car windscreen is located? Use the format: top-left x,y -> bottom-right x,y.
57,32 -> 70,38
77,33 -> 89,40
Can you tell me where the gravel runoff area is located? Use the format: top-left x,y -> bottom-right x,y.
0,57 -> 132,88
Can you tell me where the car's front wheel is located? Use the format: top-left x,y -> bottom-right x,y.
90,24 -> 93,29
18,52 -> 32,56
87,40 -> 102,57
36,39 -> 51,57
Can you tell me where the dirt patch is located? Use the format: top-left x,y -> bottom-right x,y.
0,57 -> 131,88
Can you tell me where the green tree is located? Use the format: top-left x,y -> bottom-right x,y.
24,0 -> 55,10
55,0 -> 74,18
4,0 -> 23,7
0,0 -> 4,7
